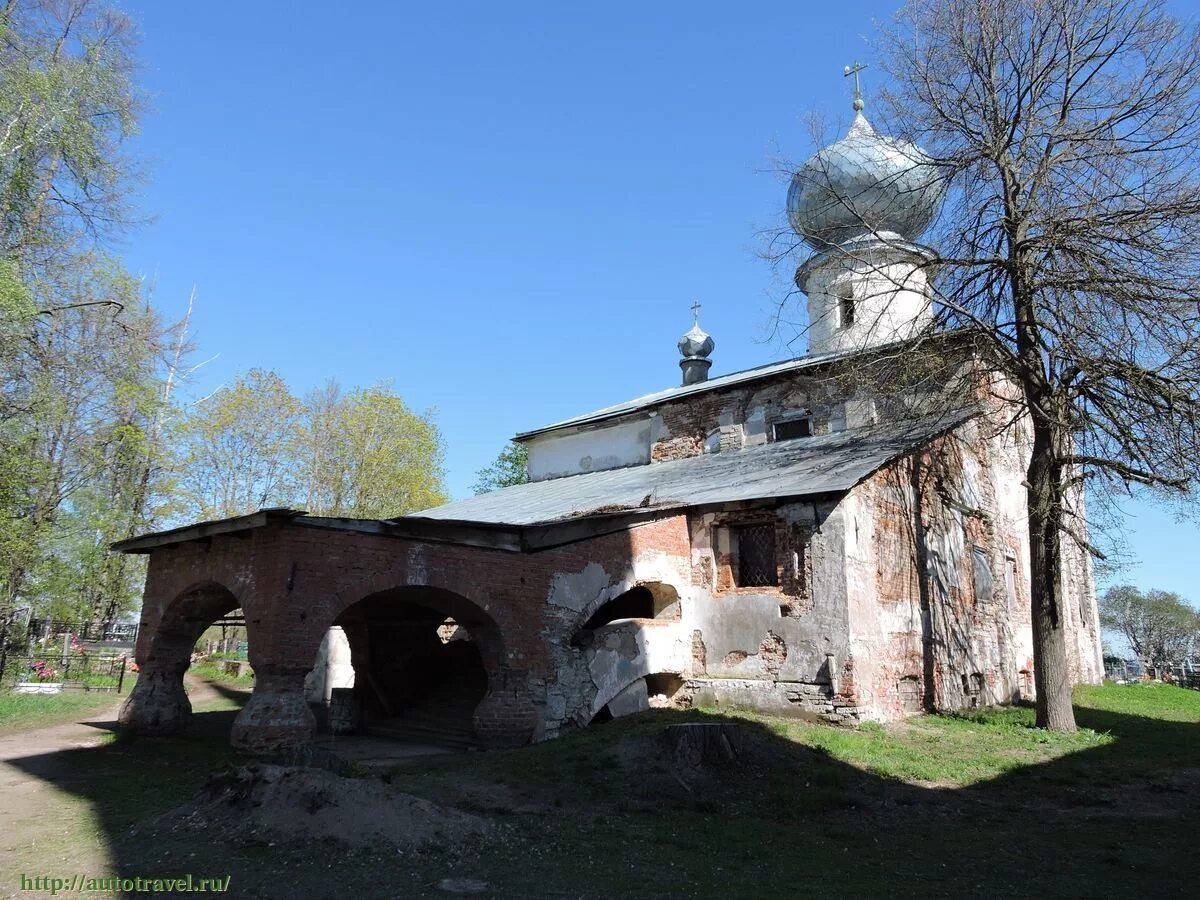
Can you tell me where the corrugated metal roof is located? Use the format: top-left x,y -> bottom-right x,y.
513,346 -> 864,440
412,412 -> 970,527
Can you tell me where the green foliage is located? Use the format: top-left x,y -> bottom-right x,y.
178,373 -> 447,521
298,379 -> 447,517
472,441 -> 529,494
178,369 -> 302,520
0,4 -> 167,625
1099,584 -> 1200,666
188,660 -> 255,685
0,1 -> 140,265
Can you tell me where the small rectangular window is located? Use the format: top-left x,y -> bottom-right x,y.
735,524 -> 777,587
839,293 -> 855,327
773,417 -> 812,441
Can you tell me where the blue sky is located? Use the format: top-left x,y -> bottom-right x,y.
119,0 -> 1197,602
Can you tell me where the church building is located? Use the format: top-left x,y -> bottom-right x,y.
114,90 -> 1104,753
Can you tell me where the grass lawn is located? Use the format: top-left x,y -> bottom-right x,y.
187,659 -> 255,686
0,688 -> 127,734
2,681 -> 1197,898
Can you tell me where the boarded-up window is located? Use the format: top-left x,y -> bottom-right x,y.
971,546 -> 993,603
735,525 -> 777,587
898,676 -> 922,713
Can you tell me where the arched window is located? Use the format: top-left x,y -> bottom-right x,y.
578,583 -> 681,632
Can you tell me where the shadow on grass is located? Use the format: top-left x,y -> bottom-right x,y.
197,678 -> 255,708
3,689 -> 1198,899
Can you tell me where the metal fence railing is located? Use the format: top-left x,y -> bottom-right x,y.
0,649 -> 130,693
23,619 -> 139,645
1105,661 -> 1200,689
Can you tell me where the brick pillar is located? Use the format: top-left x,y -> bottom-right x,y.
118,660 -> 190,735
230,664 -> 316,754
473,668 -> 539,748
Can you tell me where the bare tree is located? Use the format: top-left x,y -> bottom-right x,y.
771,0 -> 1200,730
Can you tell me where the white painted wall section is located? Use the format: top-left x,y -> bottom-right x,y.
525,418 -> 655,481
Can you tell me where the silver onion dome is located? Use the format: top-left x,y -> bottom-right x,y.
678,321 -> 714,359
787,111 -> 945,248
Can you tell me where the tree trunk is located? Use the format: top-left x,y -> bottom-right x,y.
1026,422 -> 1077,732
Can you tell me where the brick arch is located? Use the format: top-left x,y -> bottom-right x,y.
143,580 -> 250,673
311,562 -> 512,665
572,580 -> 683,636
120,579 -> 256,738
331,583 -> 506,672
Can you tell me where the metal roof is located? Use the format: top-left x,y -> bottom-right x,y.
515,344 -> 874,441
787,111 -> 945,249
413,412 -> 970,527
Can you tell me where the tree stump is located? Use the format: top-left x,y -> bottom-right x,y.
661,723 -> 743,771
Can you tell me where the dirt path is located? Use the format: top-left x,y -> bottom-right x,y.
0,678 -> 229,898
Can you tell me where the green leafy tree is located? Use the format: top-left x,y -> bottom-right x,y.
0,0 -> 151,625
178,369 -> 302,521
473,442 -> 529,494
297,379 -> 446,518
1099,585 -> 1199,669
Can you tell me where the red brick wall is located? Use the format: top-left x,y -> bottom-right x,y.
136,515 -> 694,692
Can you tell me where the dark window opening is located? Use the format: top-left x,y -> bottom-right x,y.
735,524 -> 777,587
839,290 -> 855,327
773,417 -> 812,441
582,587 -> 654,630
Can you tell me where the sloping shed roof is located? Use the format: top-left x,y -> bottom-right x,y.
112,412 -> 970,556
411,412 -> 970,527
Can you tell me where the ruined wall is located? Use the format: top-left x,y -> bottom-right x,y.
1060,485 -> 1104,684
844,406 -> 1103,722
132,513 -> 699,746
520,366 -> 878,480
846,419 -> 1025,721
647,372 -> 854,463
533,516 -> 694,737
680,499 -> 860,722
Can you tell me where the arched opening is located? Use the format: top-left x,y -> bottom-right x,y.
330,586 -> 498,749
576,582 -> 680,636
154,583 -> 242,664
120,582 -> 252,738
589,671 -> 685,725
